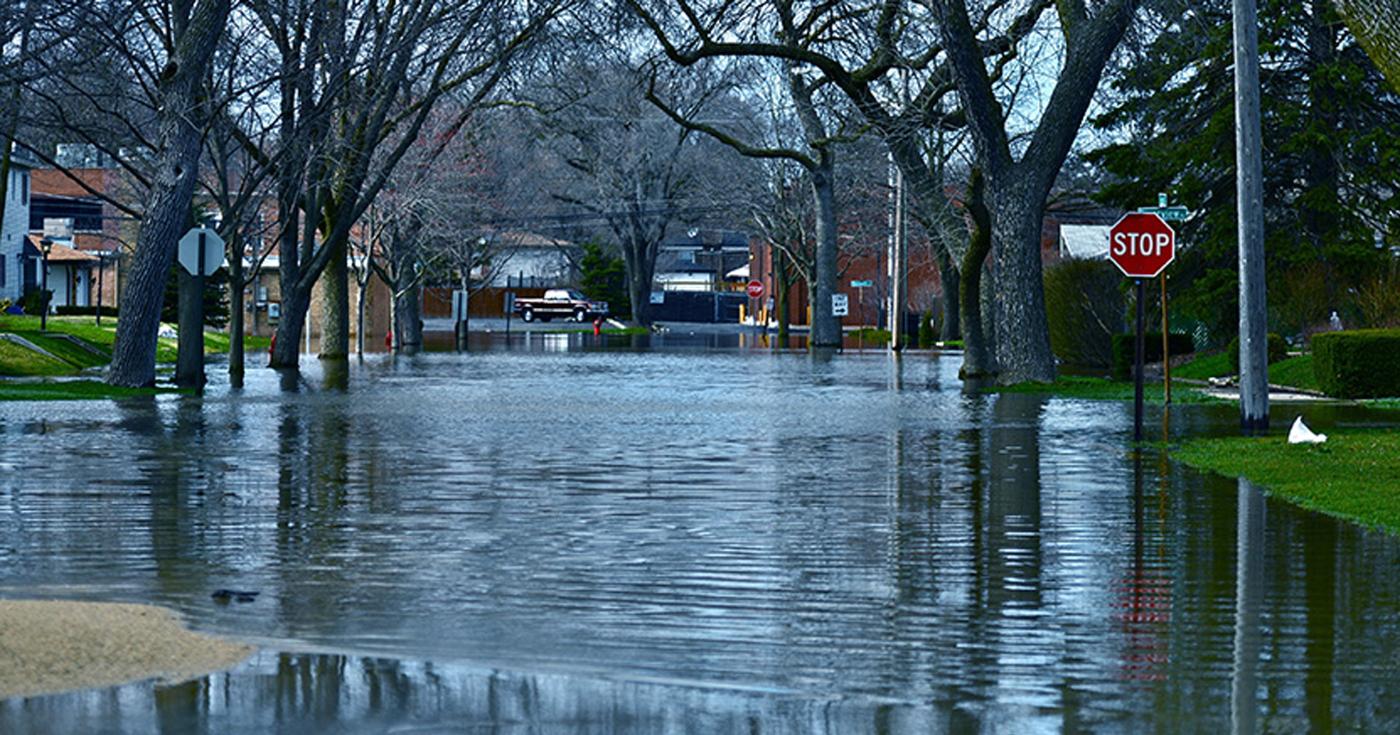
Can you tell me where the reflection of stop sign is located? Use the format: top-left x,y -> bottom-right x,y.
746,279 -> 765,299
1108,213 -> 1176,278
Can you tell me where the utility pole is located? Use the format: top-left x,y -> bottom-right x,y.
1234,0 -> 1269,433
889,164 -> 907,351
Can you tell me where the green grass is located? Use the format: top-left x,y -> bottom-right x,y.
601,327 -> 649,336
0,339 -> 75,376
1268,354 -> 1318,392
0,380 -> 180,401
847,328 -> 891,342
992,375 -> 1224,404
1366,399 -> 1400,410
9,331 -> 110,369
0,315 -> 250,376
1174,430 -> 1400,534
1174,351 -> 1231,380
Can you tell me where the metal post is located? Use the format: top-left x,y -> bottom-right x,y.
1134,279 -> 1146,443
176,231 -> 206,390
39,253 -> 49,332
96,253 -> 104,326
1234,0 -> 1269,433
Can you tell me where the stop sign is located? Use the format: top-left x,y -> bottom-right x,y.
1108,213 -> 1176,278
746,279 -> 765,299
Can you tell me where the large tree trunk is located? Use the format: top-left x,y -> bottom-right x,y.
622,242 -> 655,327
319,236 -> 350,359
939,259 -> 961,342
395,284 -> 422,353
960,169 -> 995,378
809,163 -> 841,348
988,185 -> 1055,384
271,285 -> 309,369
108,0 -> 231,387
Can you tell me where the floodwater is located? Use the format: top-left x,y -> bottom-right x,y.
1,333 -> 1398,733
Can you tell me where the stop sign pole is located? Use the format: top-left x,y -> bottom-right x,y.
1108,213 -> 1176,442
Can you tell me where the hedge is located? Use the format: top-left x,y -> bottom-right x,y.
1312,329 -> 1400,398
1111,332 -> 1196,380
1044,259 -> 1123,368
1227,333 -> 1288,373
54,305 -> 119,317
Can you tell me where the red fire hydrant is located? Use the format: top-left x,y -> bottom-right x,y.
385,330 -> 393,349
593,317 -> 603,336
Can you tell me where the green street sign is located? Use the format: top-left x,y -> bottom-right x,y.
850,279 -> 874,288
1137,205 -> 1191,222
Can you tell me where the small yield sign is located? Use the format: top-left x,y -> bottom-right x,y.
1108,212 -> 1175,278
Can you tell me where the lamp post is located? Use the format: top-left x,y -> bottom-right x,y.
38,237 -> 53,331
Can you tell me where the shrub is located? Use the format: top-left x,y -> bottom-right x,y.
1227,333 -> 1288,373
54,305 -> 119,317
1312,329 -> 1400,398
1044,259 -> 1124,368
21,288 -> 52,316
1111,332 -> 1196,380
918,310 -> 935,348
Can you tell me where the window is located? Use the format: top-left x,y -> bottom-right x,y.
0,252 -> 6,287
20,172 -> 27,206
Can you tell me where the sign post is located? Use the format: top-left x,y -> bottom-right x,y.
1108,212 -> 1177,442
176,226 -> 226,390
1137,194 -> 1191,404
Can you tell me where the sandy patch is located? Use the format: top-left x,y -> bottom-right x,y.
0,599 -> 254,700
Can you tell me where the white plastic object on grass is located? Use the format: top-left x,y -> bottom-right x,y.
1288,416 -> 1328,445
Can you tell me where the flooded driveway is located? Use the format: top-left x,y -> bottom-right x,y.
2,336 -> 1398,732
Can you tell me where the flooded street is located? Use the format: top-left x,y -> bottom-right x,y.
2,336 -> 1398,732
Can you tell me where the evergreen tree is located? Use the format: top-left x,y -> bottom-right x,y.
578,240 -> 631,321
1089,0 -> 1399,341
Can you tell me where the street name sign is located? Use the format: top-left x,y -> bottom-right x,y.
832,293 -> 849,317
1108,213 -> 1176,279
178,227 -> 226,277
746,280 -> 765,299
1136,205 -> 1190,222
850,279 -> 874,288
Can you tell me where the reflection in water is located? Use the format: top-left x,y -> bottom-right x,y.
0,349 -> 1397,732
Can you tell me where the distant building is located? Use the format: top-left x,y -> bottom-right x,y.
656,229 -> 749,292
1,147 -> 35,305
474,231 -> 579,289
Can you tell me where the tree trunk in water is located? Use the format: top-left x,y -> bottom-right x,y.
809,165 -> 841,348
775,249 -> 790,344
229,254 -> 245,386
319,237 -> 349,359
355,274 -> 366,356
960,168 -> 995,378
940,260 -> 961,342
623,245 -> 655,327
988,188 -> 1056,384
980,259 -> 998,371
271,286 -> 309,369
108,0 -> 231,387
395,285 -> 422,353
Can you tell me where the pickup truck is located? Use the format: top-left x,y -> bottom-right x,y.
513,289 -> 609,323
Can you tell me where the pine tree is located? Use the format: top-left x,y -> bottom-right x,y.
1089,0 -> 1400,341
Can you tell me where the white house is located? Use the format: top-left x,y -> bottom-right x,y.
1,150 -> 35,305
473,231 -> 579,288
1059,224 -> 1112,260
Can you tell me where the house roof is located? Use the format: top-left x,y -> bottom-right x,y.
27,235 -> 99,263
1059,225 -> 1111,260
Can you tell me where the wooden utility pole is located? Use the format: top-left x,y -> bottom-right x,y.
1234,0 -> 1269,432
889,164 -> 907,351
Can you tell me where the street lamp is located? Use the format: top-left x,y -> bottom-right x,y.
38,237 -> 53,331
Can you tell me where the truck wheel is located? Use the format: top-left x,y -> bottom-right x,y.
522,309 -> 534,323
573,308 -> 587,322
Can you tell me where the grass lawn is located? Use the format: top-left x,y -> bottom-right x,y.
0,340 -> 75,376
993,375 -> 1224,404
1174,430 -> 1400,535
0,381 -> 178,401
1268,354 -> 1318,392
847,327 -> 891,342
1174,351 -> 1230,380
0,315 -> 252,377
